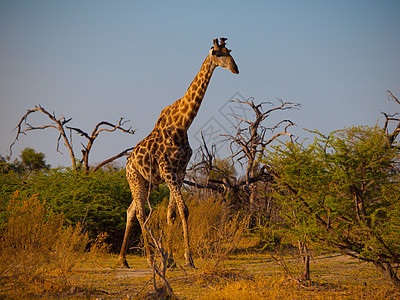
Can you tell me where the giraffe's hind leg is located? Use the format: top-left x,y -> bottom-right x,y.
119,200 -> 137,268
119,168 -> 153,268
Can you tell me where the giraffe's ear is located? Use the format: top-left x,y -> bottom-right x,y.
210,49 -> 222,57
210,48 -> 218,56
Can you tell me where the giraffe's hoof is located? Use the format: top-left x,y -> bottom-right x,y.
184,253 -> 195,269
147,256 -> 155,267
184,261 -> 196,269
166,257 -> 177,269
119,258 -> 130,268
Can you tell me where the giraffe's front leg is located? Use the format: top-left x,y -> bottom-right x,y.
160,157 -> 195,268
119,200 -> 136,268
166,198 -> 177,268
169,187 -> 195,268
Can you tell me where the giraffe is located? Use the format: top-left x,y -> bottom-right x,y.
119,37 -> 239,268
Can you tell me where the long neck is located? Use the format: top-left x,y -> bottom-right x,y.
177,54 -> 216,130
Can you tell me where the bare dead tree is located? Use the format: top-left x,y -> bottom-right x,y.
91,147 -> 134,172
67,118 -> 135,173
184,98 -> 299,224
185,133 -> 215,181
10,105 -> 135,172
383,90 -> 400,145
221,98 -> 299,217
10,105 -> 77,168
185,133 -> 236,195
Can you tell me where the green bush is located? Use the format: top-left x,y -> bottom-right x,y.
267,126 -> 400,287
0,167 -> 170,252
5,168 -> 130,250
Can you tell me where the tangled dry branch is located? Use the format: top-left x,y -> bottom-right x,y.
10,105 -> 135,171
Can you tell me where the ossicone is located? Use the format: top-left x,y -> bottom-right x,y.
212,37 -> 228,51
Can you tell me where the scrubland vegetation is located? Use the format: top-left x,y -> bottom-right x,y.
1,95 -> 400,298
0,187 -> 398,299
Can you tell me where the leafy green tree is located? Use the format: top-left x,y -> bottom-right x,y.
0,155 -> 16,174
16,148 -> 50,172
267,126 -> 400,288
2,148 -> 50,173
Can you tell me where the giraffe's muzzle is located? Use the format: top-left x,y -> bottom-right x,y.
231,62 -> 239,74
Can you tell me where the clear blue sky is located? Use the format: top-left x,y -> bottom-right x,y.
1,0 -> 400,168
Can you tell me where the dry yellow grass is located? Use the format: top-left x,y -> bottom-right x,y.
0,192 -> 89,297
7,252 -> 391,299
1,192 -> 398,299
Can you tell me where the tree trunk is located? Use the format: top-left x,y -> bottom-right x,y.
247,163 -> 258,227
374,262 -> 400,289
298,241 -> 310,280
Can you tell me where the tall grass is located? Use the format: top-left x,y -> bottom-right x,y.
0,191 -> 89,297
149,193 -> 249,267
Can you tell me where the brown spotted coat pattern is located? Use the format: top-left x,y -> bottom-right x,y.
119,38 -> 239,268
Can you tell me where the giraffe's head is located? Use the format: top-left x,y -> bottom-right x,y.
210,38 -> 239,74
